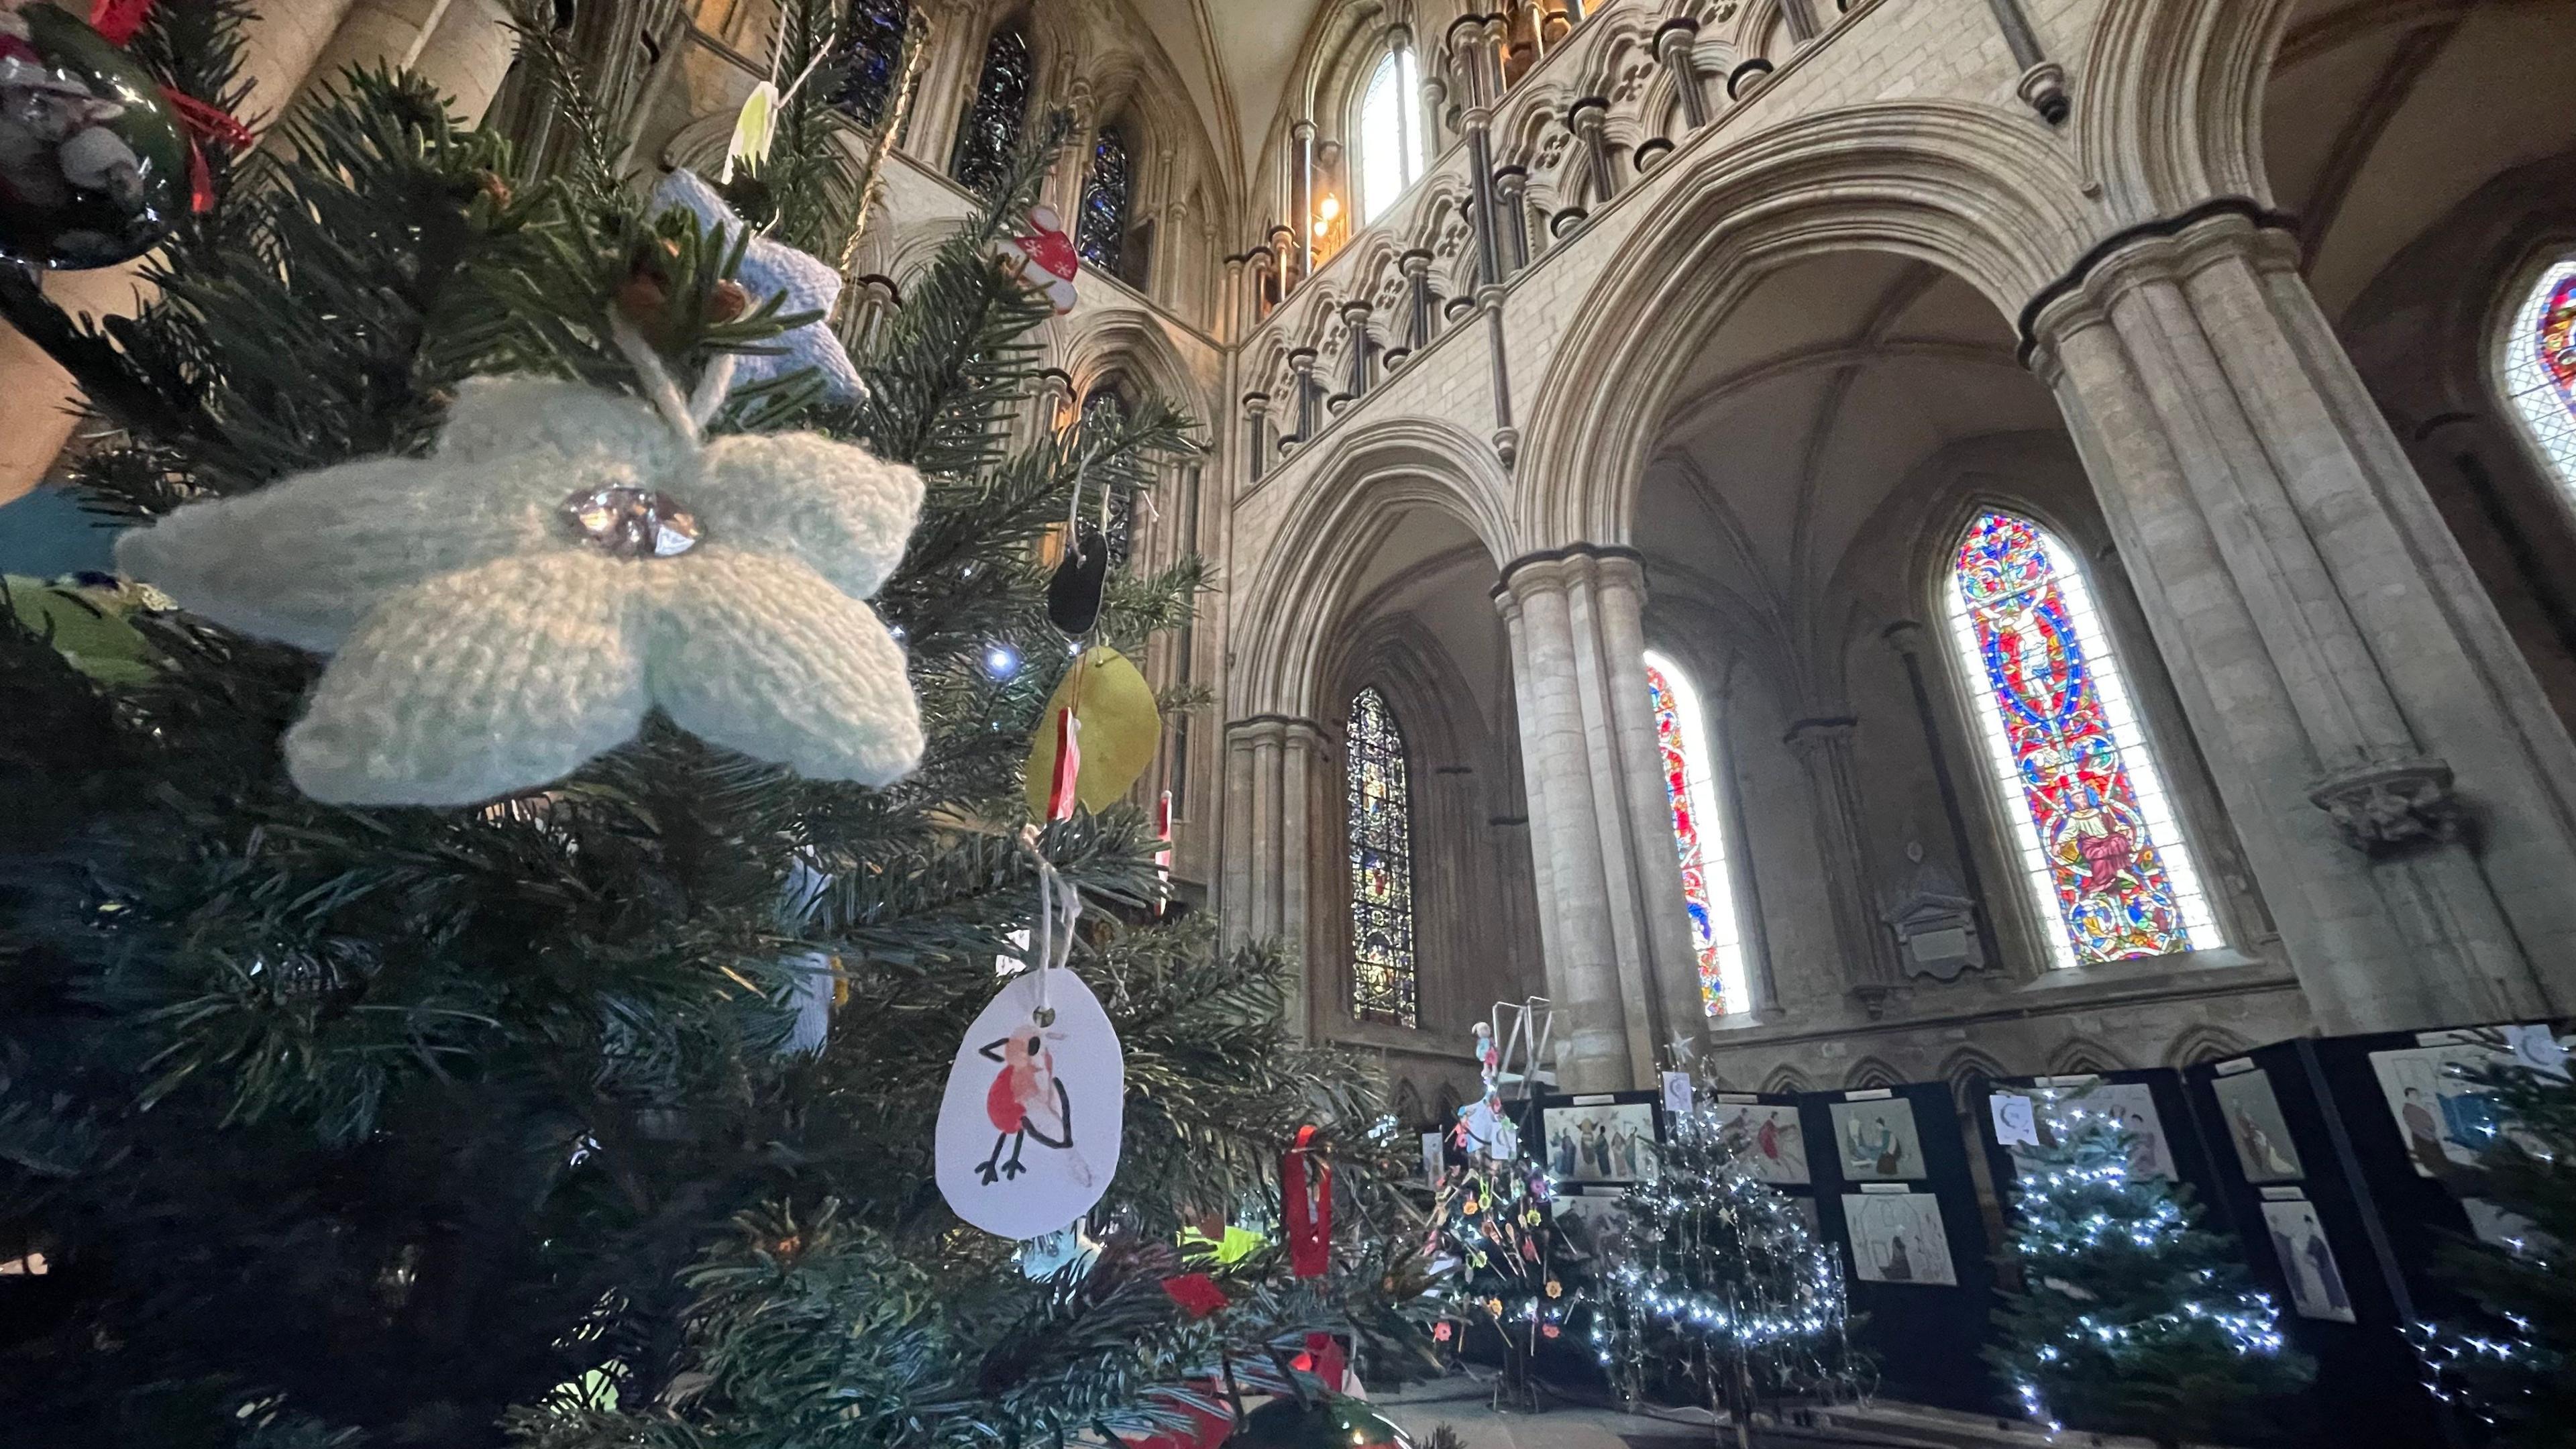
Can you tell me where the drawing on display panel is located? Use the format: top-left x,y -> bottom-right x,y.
1542,1102 -> 1659,1184
2260,1199 -> 2355,1324
1827,1098 -> 1925,1181
2210,1069 -> 2304,1183
2002,1082 -> 2176,1182
2369,1036 -> 2523,1183
1841,1192 -> 1956,1287
1715,1102 -> 1810,1185
1550,1192 -> 1631,1261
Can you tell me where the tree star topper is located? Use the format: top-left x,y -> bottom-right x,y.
651,168 -> 865,402
115,374 -> 926,805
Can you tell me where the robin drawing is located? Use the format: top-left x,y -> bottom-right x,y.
978,1016 -> 1075,1184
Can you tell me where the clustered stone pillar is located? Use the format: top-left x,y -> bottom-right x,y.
1447,13 -> 1519,462
1780,0 -> 1822,44
1495,548 -> 1707,1089
1220,716 -> 1330,1032
2029,207 -> 2576,1030
1653,17 -> 1709,131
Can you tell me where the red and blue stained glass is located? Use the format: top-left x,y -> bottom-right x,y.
1347,688 -> 1417,1027
2501,261 -> 2576,490
1953,512 -> 2192,963
1647,665 -> 1729,1015
2539,272 -> 2576,409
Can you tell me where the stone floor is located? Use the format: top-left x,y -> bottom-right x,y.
1367,1375 -> 2198,1449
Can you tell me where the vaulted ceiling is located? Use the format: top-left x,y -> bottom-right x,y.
2264,0 -> 2576,319
1119,0 -> 1331,189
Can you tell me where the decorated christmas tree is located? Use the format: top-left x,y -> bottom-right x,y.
1428,1150 -> 1580,1403
0,3 -> 1427,1444
1424,1034 -> 1582,1404
1987,1091 -> 2310,1448
1595,1102 -> 1858,1444
2412,1042 -> 2576,1447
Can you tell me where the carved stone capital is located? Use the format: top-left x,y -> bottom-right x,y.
2308,759 -> 2462,855
1782,715 -> 1860,759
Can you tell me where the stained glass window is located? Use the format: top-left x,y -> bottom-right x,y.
1077,125 -> 1133,276
1347,687 -> 1417,1027
2500,256 -> 2576,496
1644,653 -> 1750,1016
1944,510 -> 2219,968
832,0 -> 911,129
1357,45 -> 1424,223
950,22 -> 1030,197
1079,385 -> 1136,568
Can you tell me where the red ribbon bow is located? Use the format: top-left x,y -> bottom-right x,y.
1281,1124 -> 1332,1280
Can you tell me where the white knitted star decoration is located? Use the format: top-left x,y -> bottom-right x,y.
114,374 -> 926,805
652,168 -> 865,403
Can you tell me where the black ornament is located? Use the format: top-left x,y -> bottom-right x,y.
0,2 -> 191,270
1046,523 -> 1109,635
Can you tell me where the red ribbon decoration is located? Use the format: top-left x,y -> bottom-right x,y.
1159,1273 -> 1228,1320
1281,1124 -> 1332,1279
1046,706 -> 1081,822
89,0 -> 154,46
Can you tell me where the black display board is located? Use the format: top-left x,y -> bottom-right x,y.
1801,1081 -> 1994,1415
2180,1026 -> 2563,1449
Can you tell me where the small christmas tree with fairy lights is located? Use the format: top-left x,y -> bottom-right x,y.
1988,1089 -> 2311,1448
1596,1102 -> 1858,1446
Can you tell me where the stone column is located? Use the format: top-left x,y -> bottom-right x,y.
1495,549 -> 1706,1087
1591,559 -> 1713,1045
1339,299 -> 1374,401
1026,367 -> 1073,453
1653,17 -> 1709,131
1782,716 -> 1900,1009
1400,247 -> 1437,352
1241,392 -> 1271,485
1221,253 -> 1247,344
1493,166 -> 1532,274
1046,85 -> 1100,235
1220,716 -> 1328,1029
289,0 -> 517,126
1283,348 -> 1319,447
2029,208 -> 2576,1029
0,0 -> 362,505
1291,117 -> 1318,286
1780,0 -> 1821,44
1269,224 -> 1296,308
1568,96 -> 1615,208
906,0 -> 996,172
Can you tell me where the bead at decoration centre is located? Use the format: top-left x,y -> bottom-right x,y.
560,486 -> 704,559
